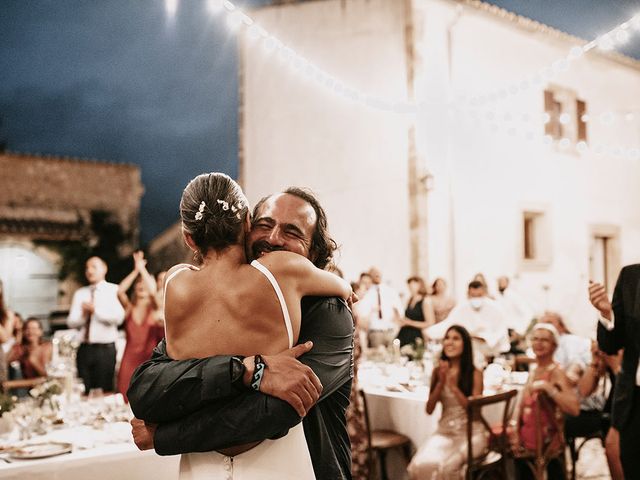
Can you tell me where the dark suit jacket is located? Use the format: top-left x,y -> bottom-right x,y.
597,264 -> 640,430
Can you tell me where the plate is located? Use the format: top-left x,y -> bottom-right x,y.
9,442 -> 73,460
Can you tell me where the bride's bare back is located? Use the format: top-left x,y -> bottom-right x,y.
164,249 -> 349,360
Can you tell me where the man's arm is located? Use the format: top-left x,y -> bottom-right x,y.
147,297 -> 354,455
593,267 -> 627,355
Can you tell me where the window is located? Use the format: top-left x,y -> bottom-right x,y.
544,87 -> 587,144
521,209 -> 551,269
589,226 -> 620,293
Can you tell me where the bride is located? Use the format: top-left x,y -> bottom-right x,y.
163,172 -> 351,480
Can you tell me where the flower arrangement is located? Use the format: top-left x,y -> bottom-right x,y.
30,379 -> 63,412
400,337 -> 426,362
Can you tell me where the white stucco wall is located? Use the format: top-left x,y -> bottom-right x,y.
241,0 -> 412,289
240,0 -> 640,335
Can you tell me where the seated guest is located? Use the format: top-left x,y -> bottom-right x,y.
539,311 -> 591,374
430,277 -> 456,323
408,325 -> 485,479
426,281 -> 510,367
396,276 -> 435,347
7,318 -> 52,378
511,323 -> 579,480
116,251 -> 163,402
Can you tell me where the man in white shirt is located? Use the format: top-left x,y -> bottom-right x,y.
355,267 -> 403,348
67,256 -> 125,393
426,280 -> 510,366
589,267 -> 640,478
495,276 -> 535,337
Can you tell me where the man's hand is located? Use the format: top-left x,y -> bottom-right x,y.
131,418 -> 157,450
588,281 -> 612,320
244,341 -> 323,417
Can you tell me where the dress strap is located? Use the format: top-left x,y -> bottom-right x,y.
250,260 -> 294,348
163,265 -> 198,319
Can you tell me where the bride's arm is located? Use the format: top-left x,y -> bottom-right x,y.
261,251 -> 351,299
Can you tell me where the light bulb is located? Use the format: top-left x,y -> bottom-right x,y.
576,141 -> 588,153
580,114 -> 590,123
569,46 -> 584,59
559,138 -> 571,149
226,11 -> 243,30
616,29 -> 630,44
541,113 -> 551,124
206,0 -> 223,14
625,112 -> 635,122
600,112 -> 615,125
543,135 -> 553,145
597,35 -> 614,51
559,113 -> 571,125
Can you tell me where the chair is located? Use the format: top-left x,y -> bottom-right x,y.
359,389 -> 413,480
465,389 -> 518,480
512,393 -> 567,480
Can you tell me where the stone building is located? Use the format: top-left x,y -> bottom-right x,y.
239,0 -> 640,335
0,152 -> 144,317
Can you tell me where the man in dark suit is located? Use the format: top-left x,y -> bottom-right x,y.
589,265 -> 640,478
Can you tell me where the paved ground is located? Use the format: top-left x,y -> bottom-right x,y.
574,439 -> 611,480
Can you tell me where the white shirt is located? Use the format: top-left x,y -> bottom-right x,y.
356,283 -> 403,331
426,298 -> 511,357
67,280 -> 125,344
599,313 -> 640,386
495,288 -> 535,336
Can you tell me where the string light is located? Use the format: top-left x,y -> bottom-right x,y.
176,0 -> 640,121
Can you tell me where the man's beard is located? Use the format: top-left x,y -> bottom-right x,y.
250,240 -> 285,260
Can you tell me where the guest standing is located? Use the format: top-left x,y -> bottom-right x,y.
589,267 -> 640,478
116,251 -> 163,401
396,276 -> 435,347
67,256 -> 125,393
430,277 -> 456,323
408,325 -> 486,479
6,318 -> 52,379
0,280 -> 17,375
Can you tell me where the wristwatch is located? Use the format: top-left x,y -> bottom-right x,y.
231,355 -> 247,390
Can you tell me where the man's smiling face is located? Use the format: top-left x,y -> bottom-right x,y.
247,193 -> 317,261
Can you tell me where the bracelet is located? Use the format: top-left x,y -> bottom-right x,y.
250,355 -> 266,391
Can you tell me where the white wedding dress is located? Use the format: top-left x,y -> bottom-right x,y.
167,260 -> 316,480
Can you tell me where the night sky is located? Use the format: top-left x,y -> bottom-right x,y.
2,0 -> 639,244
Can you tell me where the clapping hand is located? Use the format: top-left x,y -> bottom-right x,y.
133,250 -> 147,272
437,360 -> 450,384
588,280 -> 612,320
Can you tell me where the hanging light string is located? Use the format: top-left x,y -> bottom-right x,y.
199,1 -> 640,114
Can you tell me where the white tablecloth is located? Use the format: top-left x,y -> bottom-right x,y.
0,423 -> 179,480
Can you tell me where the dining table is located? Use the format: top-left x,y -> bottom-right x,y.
0,397 -> 179,480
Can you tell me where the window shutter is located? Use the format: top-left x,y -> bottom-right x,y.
577,99 -> 587,142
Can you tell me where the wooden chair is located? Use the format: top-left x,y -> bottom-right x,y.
512,393 -> 567,480
359,389 -> 413,480
465,389 -> 518,480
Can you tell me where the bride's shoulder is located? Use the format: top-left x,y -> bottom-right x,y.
258,251 -> 313,273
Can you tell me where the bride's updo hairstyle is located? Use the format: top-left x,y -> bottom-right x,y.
180,172 -> 249,256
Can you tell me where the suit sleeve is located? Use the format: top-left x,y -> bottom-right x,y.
153,297 -> 354,455
597,266 -> 627,355
127,339 -> 240,423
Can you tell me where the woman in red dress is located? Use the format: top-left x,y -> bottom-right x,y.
116,251 -> 164,401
